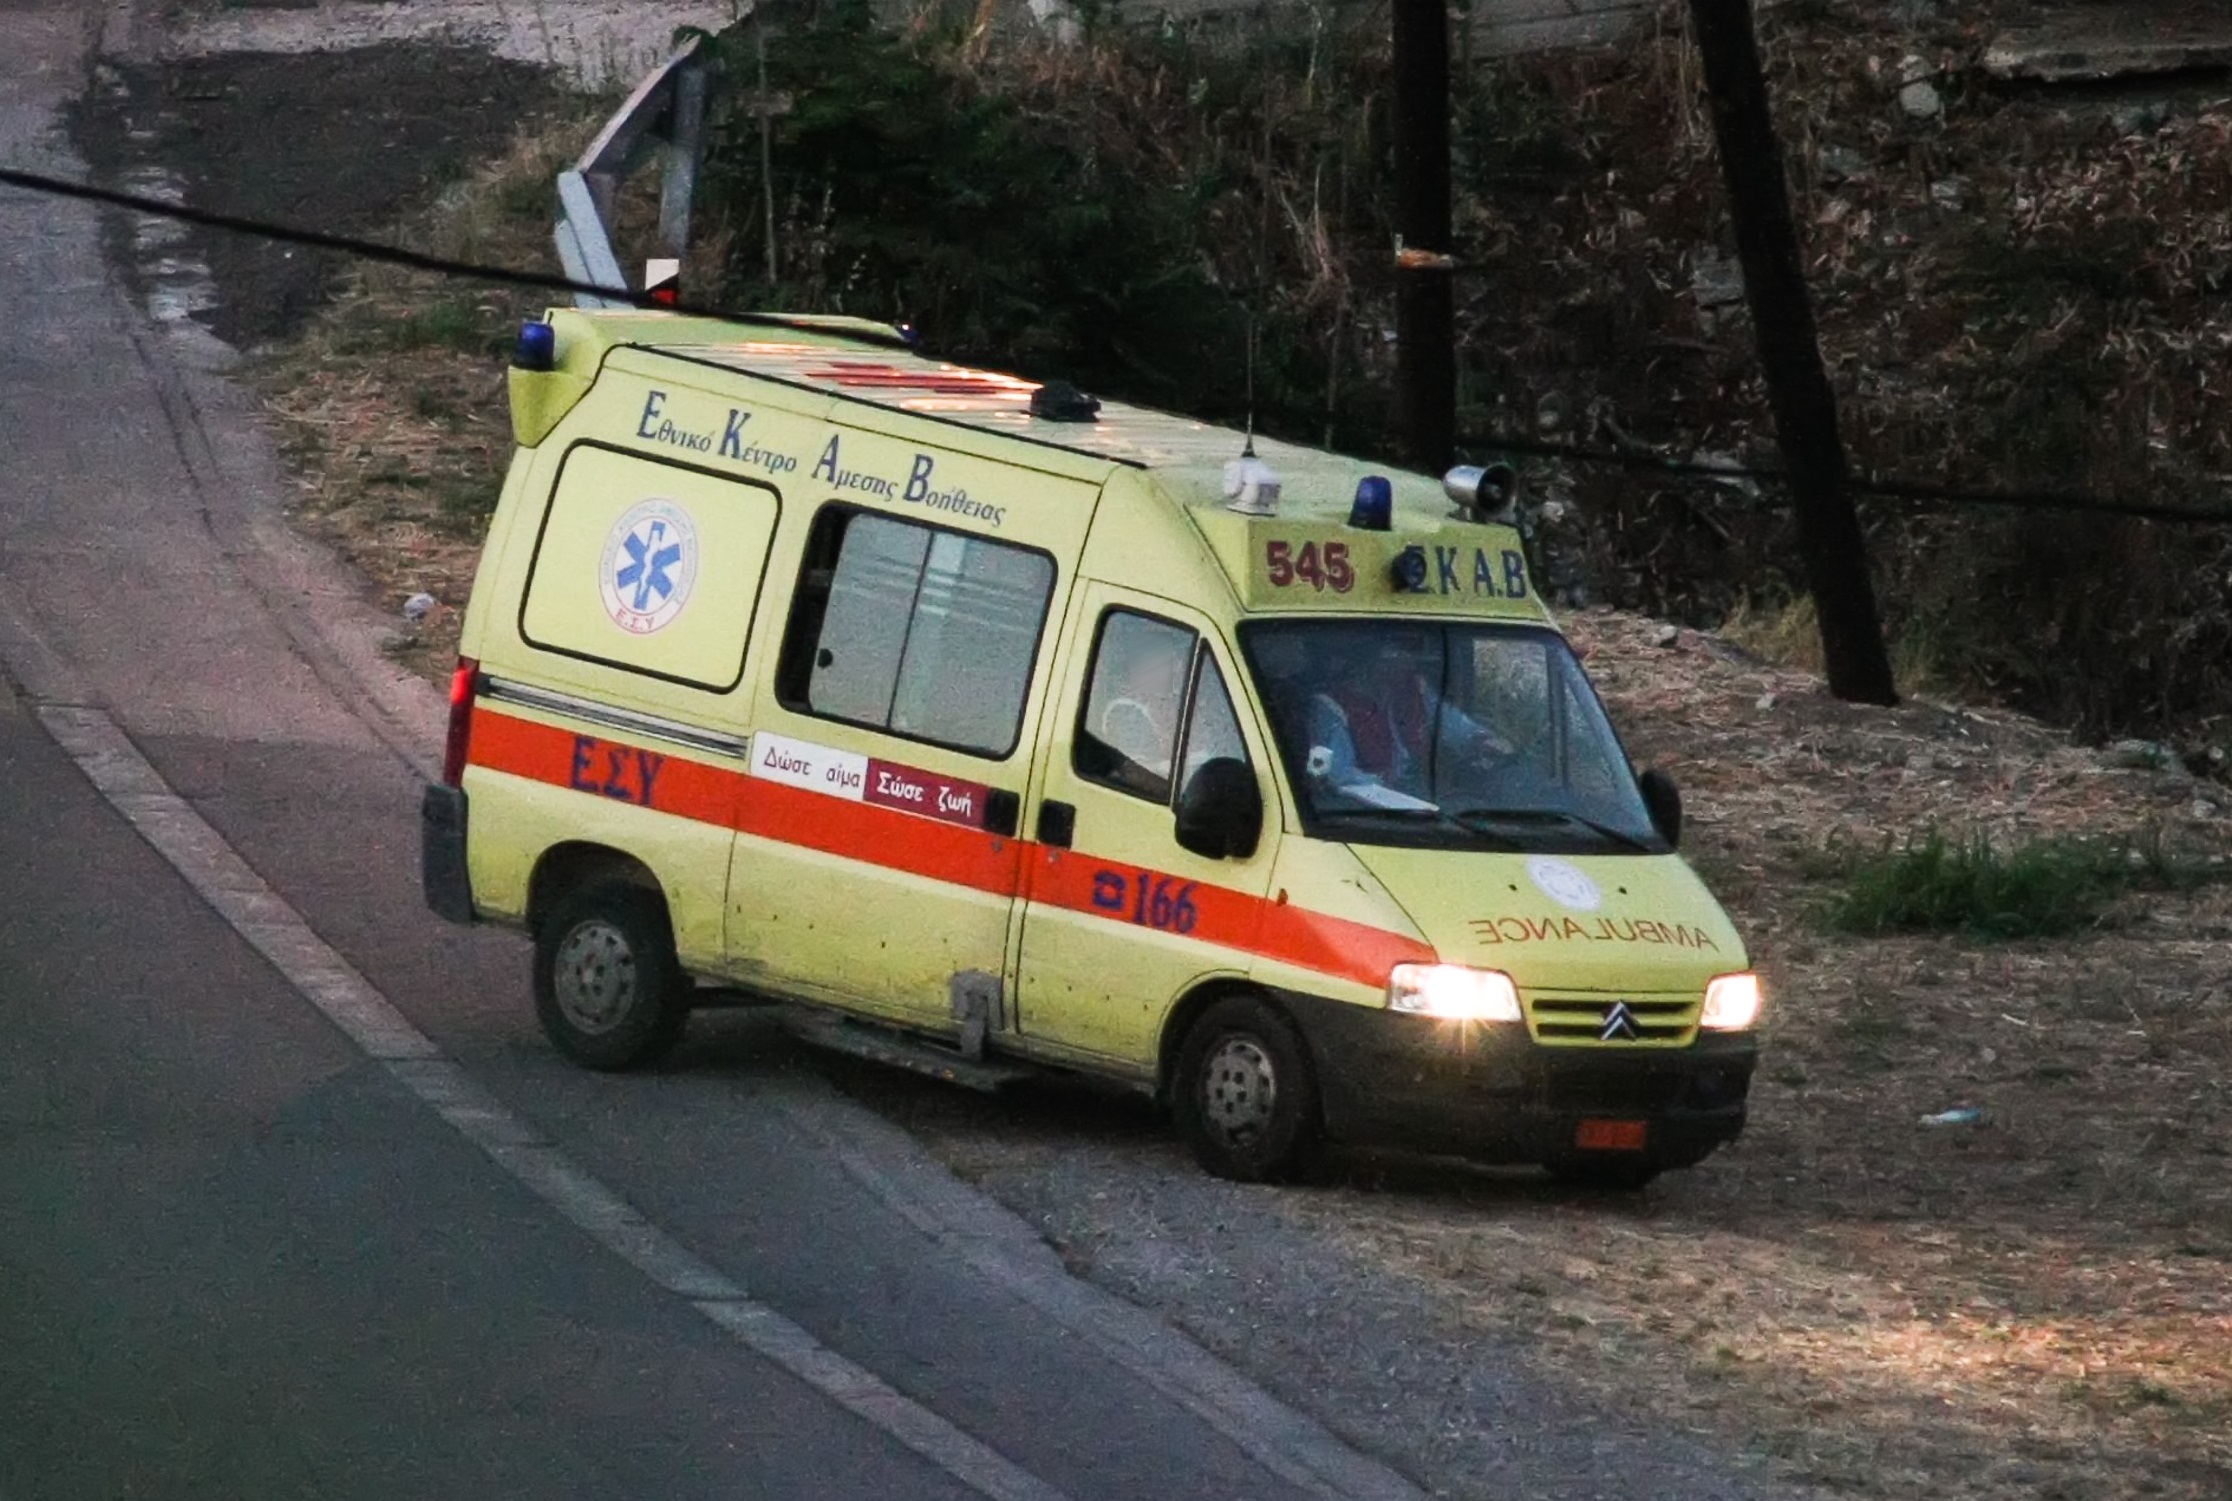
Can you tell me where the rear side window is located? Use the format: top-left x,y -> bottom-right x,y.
776,506 -> 1055,758
519,444 -> 777,692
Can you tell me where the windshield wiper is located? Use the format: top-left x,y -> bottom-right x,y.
1449,807 -> 1658,853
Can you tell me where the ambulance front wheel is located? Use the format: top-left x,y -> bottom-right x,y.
533,883 -> 689,1071
1173,996 -> 1323,1183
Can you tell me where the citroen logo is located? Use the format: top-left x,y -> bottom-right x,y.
1599,1002 -> 1641,1042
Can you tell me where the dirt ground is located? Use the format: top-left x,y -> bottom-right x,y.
70,43 -> 568,348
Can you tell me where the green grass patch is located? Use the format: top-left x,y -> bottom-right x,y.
1814,829 -> 2212,941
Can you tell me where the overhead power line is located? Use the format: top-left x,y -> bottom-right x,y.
4,162 -> 2229,527
0,164 -> 907,344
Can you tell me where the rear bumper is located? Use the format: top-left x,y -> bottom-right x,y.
1278,990 -> 1755,1169
420,784 -> 475,925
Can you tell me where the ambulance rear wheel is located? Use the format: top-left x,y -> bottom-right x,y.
534,883 -> 688,1071
1173,996 -> 1322,1183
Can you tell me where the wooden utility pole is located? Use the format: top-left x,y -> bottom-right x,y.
1686,0 -> 1898,705
1391,0 -> 1456,474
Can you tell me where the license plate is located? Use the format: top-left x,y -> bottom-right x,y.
1575,1119 -> 1648,1152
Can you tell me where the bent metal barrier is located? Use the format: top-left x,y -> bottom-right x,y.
555,37 -> 713,309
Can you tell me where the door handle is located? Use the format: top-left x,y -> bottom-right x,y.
984,788 -> 1020,838
1036,800 -> 1076,849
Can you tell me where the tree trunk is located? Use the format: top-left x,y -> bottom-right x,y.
1392,0 -> 1456,475
1686,0 -> 1898,706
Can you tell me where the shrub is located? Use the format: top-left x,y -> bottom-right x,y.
1817,829 -> 2206,941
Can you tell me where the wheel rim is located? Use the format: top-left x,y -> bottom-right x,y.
552,918 -> 638,1035
1199,1035 -> 1278,1147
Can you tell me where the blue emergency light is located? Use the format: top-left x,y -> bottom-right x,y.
1348,475 -> 1394,531
513,320 -> 557,372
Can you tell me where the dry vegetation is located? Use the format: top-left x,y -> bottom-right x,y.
246,102 -> 674,677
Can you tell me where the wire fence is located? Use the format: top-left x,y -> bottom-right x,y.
6,161 -> 2232,528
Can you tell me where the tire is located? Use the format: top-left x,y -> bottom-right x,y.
532,882 -> 688,1071
1172,995 -> 1322,1183
1545,1156 -> 1661,1193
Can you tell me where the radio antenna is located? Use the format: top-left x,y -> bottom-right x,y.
1242,312 -> 1258,459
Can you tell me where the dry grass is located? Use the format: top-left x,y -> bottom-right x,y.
1289,611 -> 2232,1500
246,100 -> 670,679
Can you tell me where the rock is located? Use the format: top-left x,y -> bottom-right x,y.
1689,251 -> 1745,310
2106,738 -> 2174,771
1652,624 -> 1680,649
1817,144 -> 1870,183
402,591 -> 438,623
2108,100 -> 2171,137
1899,78 -> 1944,118
1929,177 -> 1968,210
1755,693 -> 1777,712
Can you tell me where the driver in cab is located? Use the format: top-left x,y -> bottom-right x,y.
1297,632 -> 1506,809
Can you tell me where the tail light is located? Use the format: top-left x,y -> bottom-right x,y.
442,657 -> 480,787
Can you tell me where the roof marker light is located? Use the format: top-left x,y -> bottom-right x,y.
513,320 -> 556,372
1348,475 -> 1394,531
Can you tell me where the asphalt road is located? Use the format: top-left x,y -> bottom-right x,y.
0,680 -> 995,1501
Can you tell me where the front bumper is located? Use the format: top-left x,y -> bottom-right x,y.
420,784 -> 475,924
1279,990 -> 1756,1168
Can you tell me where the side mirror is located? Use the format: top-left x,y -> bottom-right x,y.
1175,758 -> 1263,861
1638,767 -> 1683,850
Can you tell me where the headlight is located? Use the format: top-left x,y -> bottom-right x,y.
1701,972 -> 1763,1030
1388,964 -> 1522,1022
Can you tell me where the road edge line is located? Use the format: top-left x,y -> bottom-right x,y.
29,700 -> 1069,1501
768,1081 -> 1431,1501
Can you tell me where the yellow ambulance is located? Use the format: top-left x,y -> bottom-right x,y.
421,307 -> 1764,1185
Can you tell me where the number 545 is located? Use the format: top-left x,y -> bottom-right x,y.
1264,540 -> 1355,594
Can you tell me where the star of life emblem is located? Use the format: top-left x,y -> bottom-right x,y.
600,499 -> 697,636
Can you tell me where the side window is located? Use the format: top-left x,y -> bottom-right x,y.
1076,612 -> 1196,803
1178,655 -> 1247,788
1076,611 -> 1254,806
775,506 -> 1054,758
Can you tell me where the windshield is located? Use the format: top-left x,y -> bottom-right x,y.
1239,619 -> 1666,854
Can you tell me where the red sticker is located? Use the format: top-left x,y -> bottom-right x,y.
864,758 -> 991,828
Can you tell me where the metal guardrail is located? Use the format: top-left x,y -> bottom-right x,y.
555,36 -> 713,309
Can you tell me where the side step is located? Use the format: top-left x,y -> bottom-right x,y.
782,1008 -> 1030,1094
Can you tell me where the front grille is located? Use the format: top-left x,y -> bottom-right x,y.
1526,994 -> 1697,1046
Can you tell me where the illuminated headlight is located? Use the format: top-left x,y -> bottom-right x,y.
1388,964 -> 1522,1023
1701,972 -> 1764,1030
